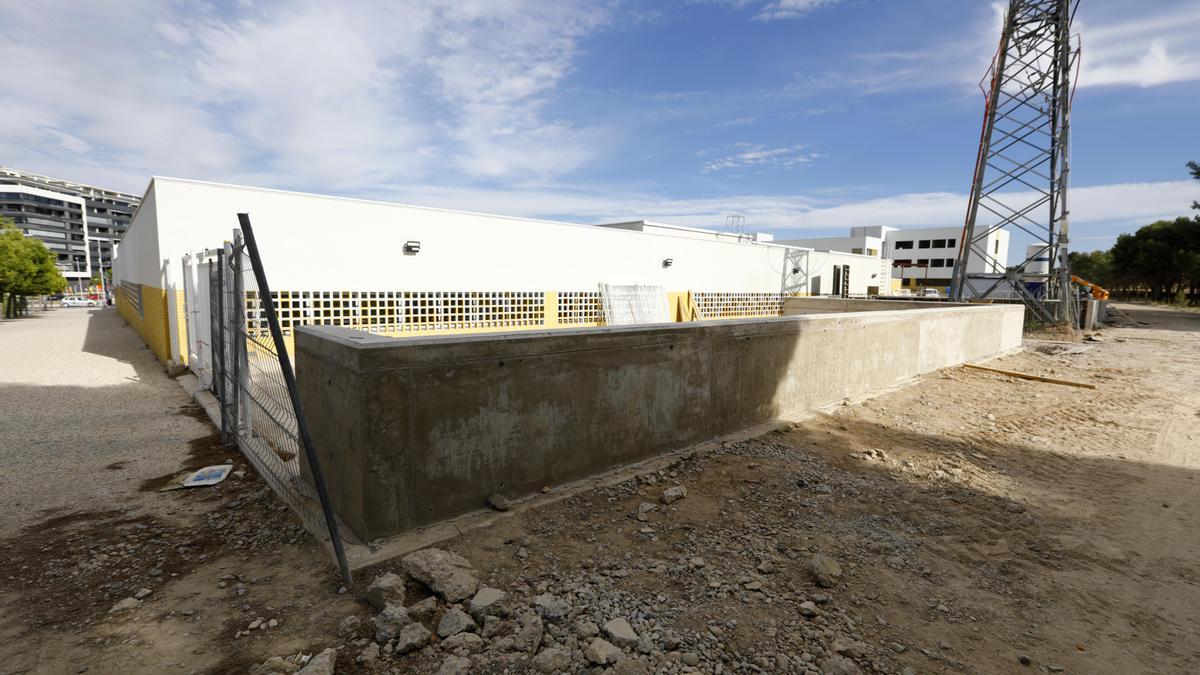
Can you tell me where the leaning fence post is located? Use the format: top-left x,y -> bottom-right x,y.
236,213 -> 352,585
214,247 -> 228,441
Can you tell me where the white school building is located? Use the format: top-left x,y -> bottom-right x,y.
113,177 -> 887,369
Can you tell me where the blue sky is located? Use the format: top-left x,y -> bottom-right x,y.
2,0 -> 1198,251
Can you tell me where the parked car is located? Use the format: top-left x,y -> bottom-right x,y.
62,296 -> 98,307
920,288 -> 941,298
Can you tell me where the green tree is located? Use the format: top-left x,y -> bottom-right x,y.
1110,217 -> 1200,303
1189,160 -> 1200,210
0,218 -> 67,318
1067,250 -> 1113,287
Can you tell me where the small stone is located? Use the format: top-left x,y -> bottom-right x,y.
296,648 -> 336,675
481,615 -> 507,638
575,620 -> 600,638
660,485 -> 688,504
603,617 -> 639,646
533,593 -> 570,622
513,612 -> 544,652
820,655 -> 863,675
488,493 -> 512,511
1018,654 -> 1032,666
831,636 -> 865,659
798,601 -> 818,617
109,598 -> 140,613
355,643 -> 379,665
532,647 -> 571,673
395,622 -> 433,654
437,655 -> 472,675
440,632 -> 485,654
757,560 -> 777,574
585,637 -> 624,665
681,652 -> 700,666
437,607 -> 476,638
338,615 -> 361,637
401,548 -> 479,603
267,618 -> 278,628
147,568 -> 162,577
366,571 -> 406,610
407,596 -> 439,624
468,587 -> 507,618
373,604 -> 413,643
809,554 -> 843,588
134,588 -> 153,600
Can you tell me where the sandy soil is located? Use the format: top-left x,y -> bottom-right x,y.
1,302 -> 1198,674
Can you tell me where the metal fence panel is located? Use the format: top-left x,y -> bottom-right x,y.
208,228 -> 351,582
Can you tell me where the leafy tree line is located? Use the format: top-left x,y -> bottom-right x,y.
1067,163 -> 1200,305
0,217 -> 68,318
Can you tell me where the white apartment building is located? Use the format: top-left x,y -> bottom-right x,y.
778,225 -> 1009,288
0,167 -> 140,288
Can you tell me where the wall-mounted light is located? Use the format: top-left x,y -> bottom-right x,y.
662,258 -> 673,268
403,240 -> 421,254
792,266 -> 802,274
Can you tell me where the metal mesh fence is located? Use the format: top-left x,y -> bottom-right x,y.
210,233 -> 350,579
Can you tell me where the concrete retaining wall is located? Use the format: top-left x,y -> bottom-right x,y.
783,297 -> 953,314
295,303 -> 1025,540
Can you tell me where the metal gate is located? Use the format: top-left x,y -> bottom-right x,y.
207,220 -> 350,582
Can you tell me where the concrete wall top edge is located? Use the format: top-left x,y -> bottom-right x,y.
295,303 -> 1023,371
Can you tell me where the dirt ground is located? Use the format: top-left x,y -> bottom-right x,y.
2,302 -> 1198,674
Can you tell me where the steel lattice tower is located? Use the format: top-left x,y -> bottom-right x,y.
950,0 -> 1080,324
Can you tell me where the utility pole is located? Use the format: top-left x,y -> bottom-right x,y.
950,0 -> 1080,325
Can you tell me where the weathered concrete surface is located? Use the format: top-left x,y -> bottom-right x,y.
783,297 -> 957,314
296,304 -> 1024,540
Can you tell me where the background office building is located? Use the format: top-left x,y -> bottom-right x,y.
779,225 -> 1009,289
0,167 -> 141,290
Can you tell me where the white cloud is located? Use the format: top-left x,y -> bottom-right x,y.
755,0 -> 844,21
379,180 -> 1198,247
0,0 -> 613,193
1077,2 -> 1200,88
701,144 -> 819,172
831,2 -> 1200,96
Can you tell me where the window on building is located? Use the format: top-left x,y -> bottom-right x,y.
994,240 -> 1000,254
947,238 -> 956,248
894,259 -> 911,266
867,248 -> 879,256
931,259 -> 945,268
945,258 -> 955,267
917,258 -> 929,266
919,240 -> 931,248
894,240 -> 914,250
932,239 -> 946,248
851,248 -> 863,254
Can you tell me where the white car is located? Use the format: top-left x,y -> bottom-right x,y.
62,297 -> 98,307
920,288 -> 941,298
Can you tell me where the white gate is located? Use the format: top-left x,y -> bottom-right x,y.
182,251 -> 216,389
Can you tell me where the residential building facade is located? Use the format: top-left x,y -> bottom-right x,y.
0,167 -> 141,289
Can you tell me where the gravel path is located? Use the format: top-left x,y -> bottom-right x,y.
0,306 -> 214,537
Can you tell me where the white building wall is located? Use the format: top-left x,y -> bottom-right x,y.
126,178 -> 832,294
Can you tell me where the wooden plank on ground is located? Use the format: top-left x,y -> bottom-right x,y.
963,363 -> 1097,389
